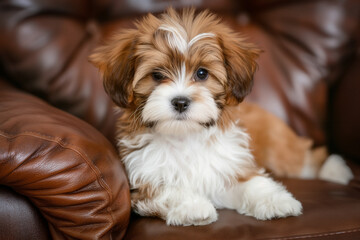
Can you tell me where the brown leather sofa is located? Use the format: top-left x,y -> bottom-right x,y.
1,0 -> 359,239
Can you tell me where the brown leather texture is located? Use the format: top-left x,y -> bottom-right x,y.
0,0 -> 118,142
124,177 -> 360,240
0,186 -> 50,240
1,0 -> 358,147
328,27 -> 360,160
0,0 -> 359,239
241,0 -> 358,146
0,80 -> 130,239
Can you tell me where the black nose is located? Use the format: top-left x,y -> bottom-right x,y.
171,97 -> 191,113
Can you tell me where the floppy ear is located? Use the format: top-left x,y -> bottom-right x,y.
220,33 -> 261,105
89,30 -> 138,108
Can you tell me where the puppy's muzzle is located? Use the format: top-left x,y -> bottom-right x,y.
171,96 -> 191,113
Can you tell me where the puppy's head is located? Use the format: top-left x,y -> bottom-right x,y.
90,8 -> 260,135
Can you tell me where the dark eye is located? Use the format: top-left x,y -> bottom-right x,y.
194,68 -> 209,81
151,72 -> 166,82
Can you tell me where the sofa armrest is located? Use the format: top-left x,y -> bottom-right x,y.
0,79 -> 130,239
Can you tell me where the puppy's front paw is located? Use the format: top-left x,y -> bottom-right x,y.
235,176 -> 303,220
166,197 -> 218,226
244,191 -> 303,220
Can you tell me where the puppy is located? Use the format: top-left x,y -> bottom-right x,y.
90,8 -> 353,226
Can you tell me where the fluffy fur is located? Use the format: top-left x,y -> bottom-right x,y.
90,8 -> 353,226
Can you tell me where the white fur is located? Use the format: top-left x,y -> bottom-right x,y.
166,195 -> 218,226
188,32 -> 215,48
213,176 -> 302,220
120,123 -> 302,225
319,154 -> 354,185
176,62 -> 186,87
158,24 -> 188,53
120,124 -> 255,194
135,187 -> 218,226
158,24 -> 215,53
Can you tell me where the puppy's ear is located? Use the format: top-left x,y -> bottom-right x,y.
220,33 -> 261,105
89,30 -> 138,108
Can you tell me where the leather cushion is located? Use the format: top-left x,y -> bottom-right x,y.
0,79 -> 130,239
124,177 -> 360,240
0,186 -> 50,240
328,29 -> 360,160
0,0 -> 118,142
238,0 -> 358,146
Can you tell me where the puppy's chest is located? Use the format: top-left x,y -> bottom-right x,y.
119,125 -> 253,190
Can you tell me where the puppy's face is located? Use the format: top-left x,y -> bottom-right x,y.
90,9 -> 260,135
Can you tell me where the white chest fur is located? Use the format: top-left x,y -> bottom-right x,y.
119,124 -> 256,196
120,123 -> 303,226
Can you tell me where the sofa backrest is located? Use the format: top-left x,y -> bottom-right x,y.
0,0 -> 359,158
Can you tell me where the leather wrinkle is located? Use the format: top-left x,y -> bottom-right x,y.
5,12 -> 95,98
21,162 -> 86,193
46,24 -> 92,87
255,21 -> 320,74
0,129 -> 116,229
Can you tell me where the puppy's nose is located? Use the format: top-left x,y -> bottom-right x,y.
171,97 -> 191,113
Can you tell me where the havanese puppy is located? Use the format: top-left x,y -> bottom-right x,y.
90,8 -> 353,226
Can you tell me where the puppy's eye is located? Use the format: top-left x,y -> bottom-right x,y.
151,72 -> 166,82
194,68 -> 209,81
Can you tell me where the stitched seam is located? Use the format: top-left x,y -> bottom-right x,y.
0,130 -> 116,228
266,228 -> 360,240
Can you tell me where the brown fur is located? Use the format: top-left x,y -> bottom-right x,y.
234,102 -> 328,177
90,8 -> 260,139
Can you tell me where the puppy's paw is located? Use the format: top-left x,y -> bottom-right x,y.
166,197 -> 218,226
236,176 -> 302,220
243,190 -> 303,220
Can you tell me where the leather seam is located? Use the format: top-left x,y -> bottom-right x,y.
267,228 -> 360,240
0,130 -> 116,228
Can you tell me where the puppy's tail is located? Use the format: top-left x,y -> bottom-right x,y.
301,146 -> 353,185
318,154 -> 354,185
